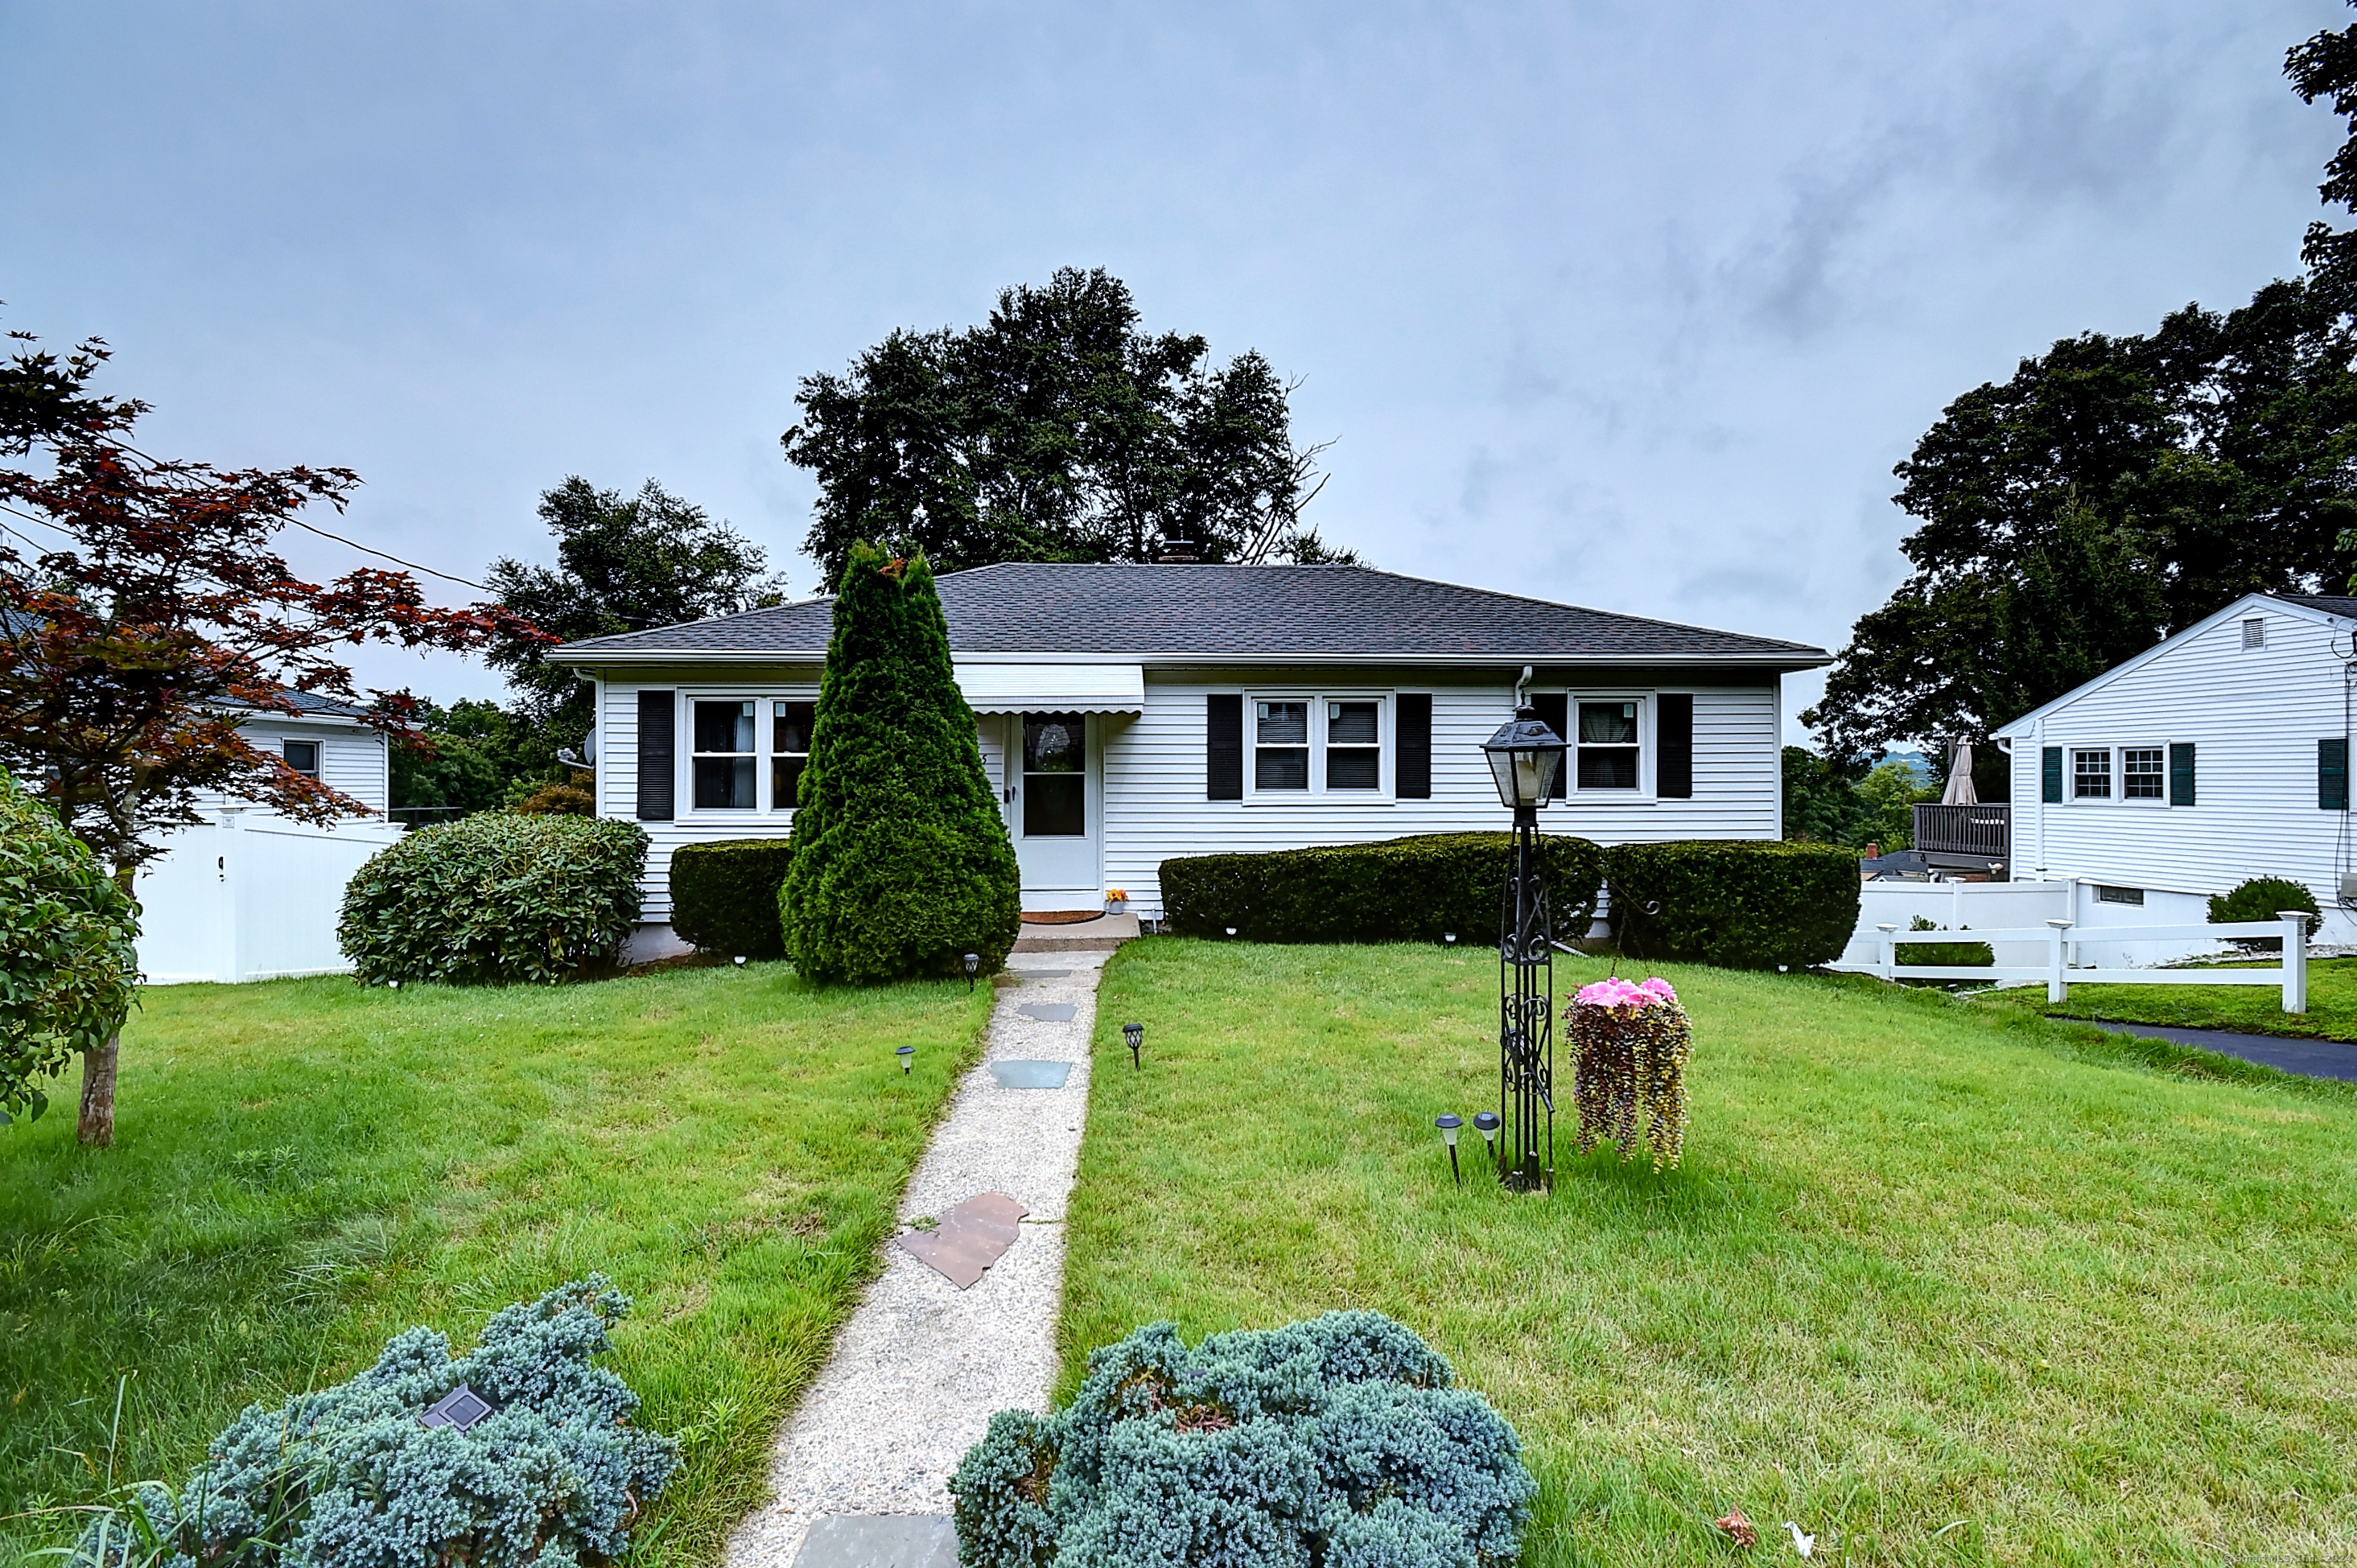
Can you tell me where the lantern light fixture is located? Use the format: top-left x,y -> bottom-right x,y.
1123,1021 -> 1144,1069
896,1044 -> 915,1076
1434,1113 -> 1465,1186
733,955 -> 747,967
1225,926 -> 1238,940
1444,932 -> 1458,947
962,952 -> 981,992
1478,707 -> 1569,811
1472,1111 -> 1501,1163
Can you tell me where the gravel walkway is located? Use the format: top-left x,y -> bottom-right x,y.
725,951 -> 1107,1567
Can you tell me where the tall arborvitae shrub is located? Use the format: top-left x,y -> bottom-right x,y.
780,545 -> 1020,982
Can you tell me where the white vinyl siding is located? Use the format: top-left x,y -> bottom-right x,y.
191,722 -> 389,818
2005,596 -> 2354,925
1102,672 -> 1778,916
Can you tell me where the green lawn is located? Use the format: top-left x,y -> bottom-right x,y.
1978,955 -> 2357,1043
1063,940 -> 2357,1566
0,965 -> 991,1565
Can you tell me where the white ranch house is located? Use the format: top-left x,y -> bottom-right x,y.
550,563 -> 1830,939
1991,591 -> 2357,947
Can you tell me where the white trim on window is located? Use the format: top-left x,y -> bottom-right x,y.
678,686 -> 822,817
2069,746 -> 2113,801
1564,691 -> 1654,802
2063,741 -> 2178,805
282,737 -> 320,779
1245,691 -> 1394,802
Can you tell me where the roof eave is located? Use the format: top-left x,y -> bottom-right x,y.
550,647 -> 1829,671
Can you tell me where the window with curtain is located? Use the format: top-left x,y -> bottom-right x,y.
1255,700 -> 1310,790
773,701 -> 815,809
692,700 -> 757,809
1325,700 -> 1381,789
1576,701 -> 1641,789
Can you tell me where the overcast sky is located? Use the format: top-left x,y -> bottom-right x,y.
3,1 -> 2346,739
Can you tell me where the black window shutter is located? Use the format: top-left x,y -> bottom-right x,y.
2041,747 -> 2062,804
636,690 -> 675,821
1531,692 -> 1568,801
1207,694 -> 1243,800
1657,693 -> 1694,799
2169,742 -> 2195,807
2322,737 -> 2349,811
1396,693 -> 1432,799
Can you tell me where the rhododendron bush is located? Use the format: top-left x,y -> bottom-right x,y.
1566,974 -> 1691,1171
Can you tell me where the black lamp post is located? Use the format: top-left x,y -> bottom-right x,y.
1479,706 -> 1567,1192
1433,1113 -> 1463,1185
1123,1021 -> 1143,1069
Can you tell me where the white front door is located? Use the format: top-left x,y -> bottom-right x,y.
1012,711 -> 1100,909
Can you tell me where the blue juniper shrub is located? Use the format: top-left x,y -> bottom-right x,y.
949,1313 -> 1534,1568
72,1278 -> 678,1568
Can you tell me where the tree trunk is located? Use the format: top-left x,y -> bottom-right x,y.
77,1031 -> 118,1147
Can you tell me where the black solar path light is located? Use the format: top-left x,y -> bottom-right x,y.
1226,925 -> 1238,939
1473,1111 -> 1501,1167
963,952 -> 980,992
1479,705 -> 1568,1194
1434,1114 -> 1464,1186
896,1044 -> 914,1076
1123,1021 -> 1144,1069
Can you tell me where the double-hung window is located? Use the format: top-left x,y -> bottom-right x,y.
2120,747 -> 2165,801
1575,701 -> 1642,791
2071,747 -> 2112,800
1250,694 -> 1387,796
773,701 -> 815,810
692,700 -> 757,809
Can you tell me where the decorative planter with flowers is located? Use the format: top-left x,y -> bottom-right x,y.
1103,887 -> 1129,916
1564,974 -> 1692,1171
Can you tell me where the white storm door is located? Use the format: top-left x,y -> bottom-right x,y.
1012,711 -> 1099,902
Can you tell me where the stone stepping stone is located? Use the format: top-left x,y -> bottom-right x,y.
1016,1001 -> 1077,1021
791,1514 -> 956,1568
895,1191 -> 1028,1289
1011,969 -> 1071,980
987,1059 -> 1071,1089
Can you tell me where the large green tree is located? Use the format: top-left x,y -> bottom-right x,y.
1807,279 -> 2357,758
1809,14 -> 2357,759
484,477 -> 787,755
779,544 -> 1019,984
781,267 -> 1354,579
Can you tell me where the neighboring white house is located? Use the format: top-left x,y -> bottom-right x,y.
548,563 -> 1832,936
134,692 -> 403,983
1992,591 -> 2357,946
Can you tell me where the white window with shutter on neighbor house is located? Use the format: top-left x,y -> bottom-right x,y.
2071,747 -> 2112,799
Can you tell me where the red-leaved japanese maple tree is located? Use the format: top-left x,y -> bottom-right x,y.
0,326 -> 549,1146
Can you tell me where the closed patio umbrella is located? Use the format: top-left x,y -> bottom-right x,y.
1940,740 -> 1977,805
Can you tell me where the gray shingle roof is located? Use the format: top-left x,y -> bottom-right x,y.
2277,594 -> 2357,619
551,563 -> 1827,665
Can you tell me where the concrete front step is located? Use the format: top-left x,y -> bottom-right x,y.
1012,912 -> 1139,953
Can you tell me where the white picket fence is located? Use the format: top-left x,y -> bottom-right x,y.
1834,912 -> 2313,1011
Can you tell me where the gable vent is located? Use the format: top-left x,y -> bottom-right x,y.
2244,617 -> 2266,649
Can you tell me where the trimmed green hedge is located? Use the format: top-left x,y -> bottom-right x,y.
339,814 -> 648,986
2208,876 -> 2323,952
1159,833 -> 1605,945
1606,839 -> 1859,969
670,838 -> 794,960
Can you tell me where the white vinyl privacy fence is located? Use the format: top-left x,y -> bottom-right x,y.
135,808 -> 402,984
1835,913 -> 2313,1011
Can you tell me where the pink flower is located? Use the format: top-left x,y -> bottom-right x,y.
1572,975 -> 1679,1011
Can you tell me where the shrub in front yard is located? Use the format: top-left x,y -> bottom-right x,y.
70,1278 -> 676,1568
2208,876 -> 2323,952
780,545 -> 1020,983
1160,833 -> 1605,945
949,1311 -> 1534,1568
670,838 -> 796,959
0,768 -> 138,1126
1607,839 -> 1859,969
338,813 -> 647,985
